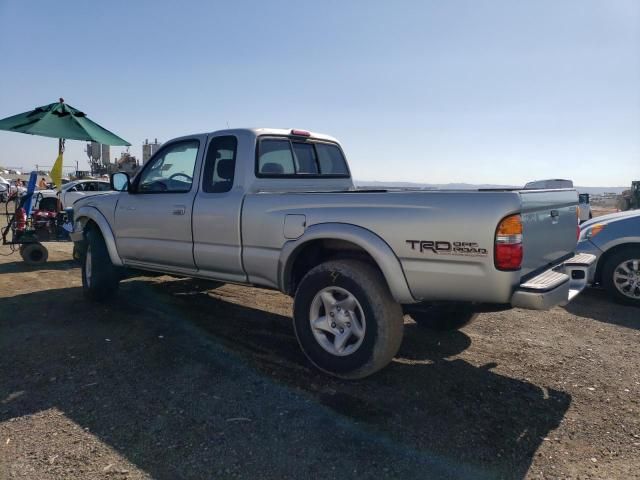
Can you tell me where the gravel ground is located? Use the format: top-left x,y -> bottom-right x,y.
0,243 -> 638,479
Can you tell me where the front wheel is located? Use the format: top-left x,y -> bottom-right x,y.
602,247 -> 640,307
82,227 -> 120,301
293,260 -> 404,379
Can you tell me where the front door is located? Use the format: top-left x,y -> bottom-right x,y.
115,138 -> 204,270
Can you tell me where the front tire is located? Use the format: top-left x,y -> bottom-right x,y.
407,304 -> 478,331
82,227 -> 120,301
293,260 -> 404,379
602,247 -> 640,307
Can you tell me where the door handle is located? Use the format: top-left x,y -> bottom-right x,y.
119,206 -> 136,211
172,205 -> 186,215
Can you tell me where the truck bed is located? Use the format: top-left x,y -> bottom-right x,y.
240,188 -> 578,304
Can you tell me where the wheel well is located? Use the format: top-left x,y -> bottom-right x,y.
83,218 -> 97,232
285,239 -> 383,295
595,243 -> 640,283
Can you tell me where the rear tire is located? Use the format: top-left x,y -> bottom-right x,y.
20,243 -> 48,265
602,247 -> 640,307
408,304 -> 478,331
293,260 -> 404,379
82,227 -> 120,301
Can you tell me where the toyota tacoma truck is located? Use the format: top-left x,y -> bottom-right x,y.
70,128 -> 595,378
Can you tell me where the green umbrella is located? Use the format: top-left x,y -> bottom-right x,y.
0,98 -> 130,188
0,98 -> 130,146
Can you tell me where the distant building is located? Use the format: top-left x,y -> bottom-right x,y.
101,144 -> 111,165
89,141 -> 101,161
142,138 -> 161,164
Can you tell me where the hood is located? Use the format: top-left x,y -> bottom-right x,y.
581,209 -> 640,228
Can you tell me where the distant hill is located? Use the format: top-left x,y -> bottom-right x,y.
354,180 -> 627,195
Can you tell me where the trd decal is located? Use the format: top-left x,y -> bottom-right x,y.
406,240 -> 489,257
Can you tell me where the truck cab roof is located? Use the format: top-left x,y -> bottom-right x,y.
162,128 -> 354,194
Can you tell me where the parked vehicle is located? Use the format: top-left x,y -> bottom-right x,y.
0,183 -> 8,203
576,210 -> 640,306
70,128 -> 595,378
578,193 -> 592,223
617,181 -> 640,211
37,180 -> 112,208
524,179 -> 573,190
60,180 -> 112,207
0,177 -> 9,202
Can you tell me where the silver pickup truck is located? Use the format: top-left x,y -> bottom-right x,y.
71,128 -> 595,378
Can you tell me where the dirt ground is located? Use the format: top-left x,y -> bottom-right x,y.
0,242 -> 638,480
590,207 -> 618,218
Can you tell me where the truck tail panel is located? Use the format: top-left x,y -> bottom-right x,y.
518,189 -> 579,277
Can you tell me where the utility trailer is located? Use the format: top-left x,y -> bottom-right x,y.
1,172 -> 74,264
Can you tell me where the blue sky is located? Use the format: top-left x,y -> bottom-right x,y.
0,0 -> 638,186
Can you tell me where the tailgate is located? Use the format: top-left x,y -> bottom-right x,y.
518,189 -> 579,276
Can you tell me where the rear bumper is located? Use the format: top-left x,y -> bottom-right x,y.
510,253 -> 596,310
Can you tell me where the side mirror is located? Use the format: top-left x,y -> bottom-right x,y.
111,172 -> 130,192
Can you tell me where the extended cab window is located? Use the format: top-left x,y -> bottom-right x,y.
257,138 -> 349,177
203,136 -> 237,193
137,140 -> 200,193
258,139 -> 295,175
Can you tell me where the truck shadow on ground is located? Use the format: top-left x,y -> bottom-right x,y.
0,278 -> 571,479
563,288 -> 640,330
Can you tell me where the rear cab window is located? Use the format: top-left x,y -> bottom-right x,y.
257,137 -> 349,178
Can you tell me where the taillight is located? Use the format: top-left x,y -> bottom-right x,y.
495,214 -> 523,271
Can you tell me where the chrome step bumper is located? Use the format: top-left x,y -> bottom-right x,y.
511,253 -> 597,310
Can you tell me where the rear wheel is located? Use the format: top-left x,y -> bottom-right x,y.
20,243 -> 48,265
82,227 -> 120,301
407,304 -> 478,331
293,260 -> 404,379
602,247 -> 640,307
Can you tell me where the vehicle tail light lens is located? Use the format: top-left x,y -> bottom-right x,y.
495,214 -> 523,271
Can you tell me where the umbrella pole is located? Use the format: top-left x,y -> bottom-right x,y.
54,138 -> 65,209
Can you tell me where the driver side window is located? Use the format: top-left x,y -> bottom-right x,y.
138,140 -> 200,193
